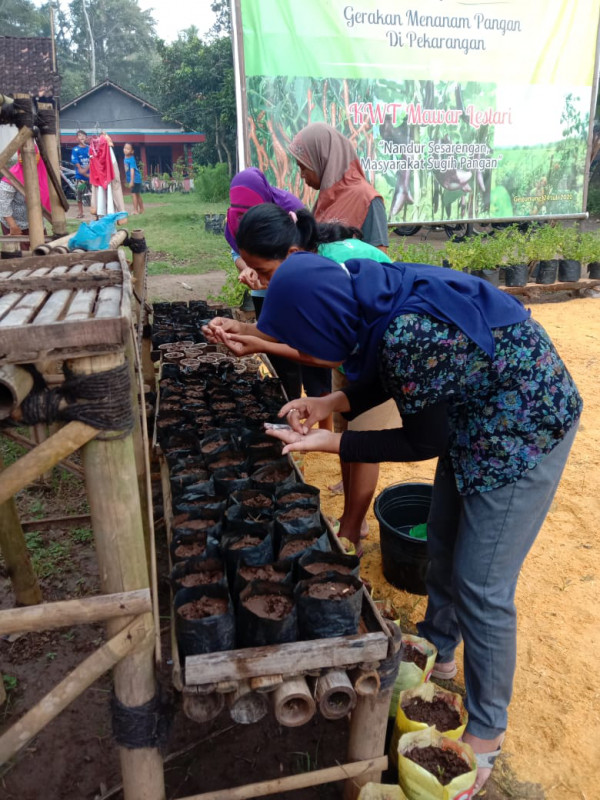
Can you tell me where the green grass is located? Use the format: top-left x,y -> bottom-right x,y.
129,193 -> 228,275
67,192 -> 230,275
25,531 -> 74,579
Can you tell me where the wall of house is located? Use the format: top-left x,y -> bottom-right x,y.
61,86 -> 174,132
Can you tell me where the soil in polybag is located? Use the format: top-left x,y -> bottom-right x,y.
251,458 -> 297,493
222,529 -> 274,586
275,482 -> 320,508
297,549 -> 360,580
296,573 -> 363,639
175,584 -> 235,656
237,580 -> 297,647
402,696 -> 461,730
404,745 -> 471,784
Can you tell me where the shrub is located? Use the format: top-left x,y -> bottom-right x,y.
196,163 -> 230,203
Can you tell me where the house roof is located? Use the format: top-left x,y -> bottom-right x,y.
0,36 -> 60,96
61,80 -> 160,114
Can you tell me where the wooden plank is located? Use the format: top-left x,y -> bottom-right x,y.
64,288 -> 97,321
0,317 -> 125,364
0,269 -> 33,320
502,278 -> 600,296
32,265 -> 84,326
0,249 -> 121,274
0,271 -> 122,294
184,631 -> 389,685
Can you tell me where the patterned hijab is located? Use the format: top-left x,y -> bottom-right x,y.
289,122 -> 381,229
224,168 -> 304,250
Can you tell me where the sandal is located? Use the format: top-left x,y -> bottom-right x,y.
473,744 -> 503,794
338,537 -> 363,558
327,480 -> 344,495
431,660 -> 458,681
326,516 -> 341,535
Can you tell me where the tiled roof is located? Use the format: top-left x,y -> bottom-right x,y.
0,37 -> 60,96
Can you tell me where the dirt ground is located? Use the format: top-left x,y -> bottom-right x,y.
1,272 -> 599,800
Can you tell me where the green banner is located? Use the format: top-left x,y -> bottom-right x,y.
239,0 -> 600,223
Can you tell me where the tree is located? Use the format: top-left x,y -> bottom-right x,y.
151,29 -> 237,173
0,0 -> 49,36
208,0 -> 231,39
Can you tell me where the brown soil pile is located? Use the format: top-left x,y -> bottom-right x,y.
279,539 -> 311,558
402,644 -> 427,670
306,297 -> 600,800
229,535 -> 261,550
303,561 -> 353,576
277,506 -> 313,521
174,542 -> 206,559
238,564 -> 287,582
179,569 -> 224,588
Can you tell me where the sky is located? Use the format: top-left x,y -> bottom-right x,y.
32,0 -> 217,42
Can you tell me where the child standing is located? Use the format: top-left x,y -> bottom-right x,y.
123,143 -> 144,214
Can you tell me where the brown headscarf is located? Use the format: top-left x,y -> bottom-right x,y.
289,122 -> 381,229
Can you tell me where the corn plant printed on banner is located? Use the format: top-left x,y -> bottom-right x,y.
236,0 -> 600,224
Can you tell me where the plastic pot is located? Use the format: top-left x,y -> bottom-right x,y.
558,259 -> 582,282
237,580 -> 297,647
588,261 -> 600,279
504,263 -> 529,287
536,259 -> 559,284
374,482 -> 431,595
295,574 -> 364,639
174,584 -> 235,657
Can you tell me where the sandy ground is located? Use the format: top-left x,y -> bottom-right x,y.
305,296 -> 600,800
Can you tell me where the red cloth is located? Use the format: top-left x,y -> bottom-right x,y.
89,135 -> 115,189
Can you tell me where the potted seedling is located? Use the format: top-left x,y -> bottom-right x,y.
557,226 -> 582,282
390,239 -> 441,267
442,237 -> 475,272
571,230 -> 600,279
467,233 -> 503,285
503,225 -> 530,287
397,728 -> 477,800
526,224 -> 561,283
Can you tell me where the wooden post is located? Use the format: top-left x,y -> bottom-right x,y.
19,133 -> 45,250
67,351 -> 165,800
38,103 -> 67,237
130,229 -> 147,309
0,453 -> 42,606
343,688 -> 393,800
0,616 -> 152,765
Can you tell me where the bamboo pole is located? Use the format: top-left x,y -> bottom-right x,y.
0,588 -> 151,636
343,689 -> 393,800
351,668 -> 381,697
177,757 -> 388,800
110,229 -> 128,249
38,103 -> 68,236
68,351 -> 165,800
0,421 -> 98,507
0,616 -> 152,766
130,229 -> 147,314
33,231 -> 72,255
0,126 -> 32,174
20,133 -> 45,250
0,453 -> 42,606
0,429 -> 84,479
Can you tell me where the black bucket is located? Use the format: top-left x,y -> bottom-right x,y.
374,482 -> 431,596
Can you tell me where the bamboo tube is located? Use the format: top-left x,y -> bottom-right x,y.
215,680 -> 239,694
0,589 -> 151,636
227,680 -> 269,724
110,229 -> 128,249
0,421 -> 98,507
183,692 -> 225,724
343,688 -> 393,800
0,126 -> 32,173
0,453 -> 42,606
0,365 -> 34,420
249,674 -> 283,693
351,668 -> 381,697
20,134 -> 45,250
177,757 -> 388,800
68,351 -> 164,800
315,670 -> 357,720
33,231 -> 73,256
272,677 -> 316,727
38,104 -> 68,237
0,615 -> 152,766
